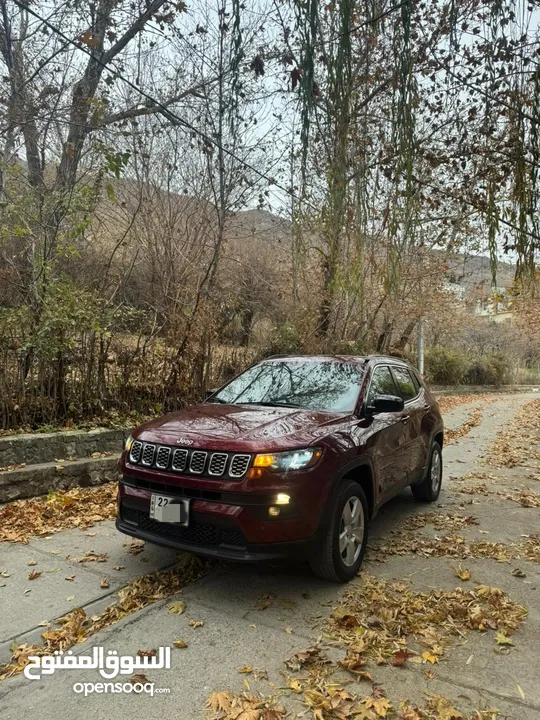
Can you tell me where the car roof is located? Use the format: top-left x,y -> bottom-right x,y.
265,354 -> 411,367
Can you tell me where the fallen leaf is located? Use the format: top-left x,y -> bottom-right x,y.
331,606 -> 360,628
113,565 -> 125,571
390,649 -> 415,666
100,577 -> 109,589
453,565 -> 471,581
424,692 -> 464,718
128,539 -> 145,555
206,691 -> 234,713
130,673 -> 149,685
255,592 -> 275,611
512,568 -> 526,578
422,651 -> 439,664
168,600 -> 186,615
284,626 -> 293,634
288,678 -> 302,693
173,639 -> 188,648
28,569 -> 41,580
27,560 -> 37,566
75,551 -> 108,563
137,649 -> 157,658
261,711 -> 285,720
189,620 -> 204,628
285,647 -> 328,671
495,630 -> 514,646
66,595 -> 75,601
65,575 -> 75,581
363,695 -> 394,717
517,684 -> 525,699
237,665 -> 253,674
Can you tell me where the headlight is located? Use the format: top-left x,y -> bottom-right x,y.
124,435 -> 134,452
253,447 -> 322,472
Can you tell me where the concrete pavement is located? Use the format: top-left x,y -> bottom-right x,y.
0,393 -> 539,719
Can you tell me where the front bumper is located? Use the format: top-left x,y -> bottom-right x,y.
115,517 -> 314,562
117,475 -> 319,562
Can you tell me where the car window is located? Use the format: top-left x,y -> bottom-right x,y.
392,367 -> 418,402
212,360 -> 364,413
367,366 -> 397,405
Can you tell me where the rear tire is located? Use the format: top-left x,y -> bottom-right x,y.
309,480 -> 369,583
411,441 -> 443,502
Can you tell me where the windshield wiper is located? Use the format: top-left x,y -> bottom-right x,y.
245,401 -> 304,409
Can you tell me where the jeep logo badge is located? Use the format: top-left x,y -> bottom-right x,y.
176,438 -> 194,445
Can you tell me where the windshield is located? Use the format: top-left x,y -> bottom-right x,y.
211,360 -> 364,413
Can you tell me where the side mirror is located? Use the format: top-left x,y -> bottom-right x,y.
367,394 -> 404,415
204,388 -> 218,401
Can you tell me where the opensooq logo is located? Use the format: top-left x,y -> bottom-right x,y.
24,646 -> 171,680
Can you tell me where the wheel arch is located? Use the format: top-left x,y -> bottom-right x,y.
433,429 -> 444,448
335,458 -> 376,520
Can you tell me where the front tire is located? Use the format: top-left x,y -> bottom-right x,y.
309,480 -> 368,583
411,441 -> 443,502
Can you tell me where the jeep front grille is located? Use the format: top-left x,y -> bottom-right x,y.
128,442 -> 251,480
229,454 -> 251,478
129,441 -> 143,464
155,446 -> 171,469
208,453 -> 228,476
189,450 -> 207,474
141,443 -> 155,466
172,448 -> 188,472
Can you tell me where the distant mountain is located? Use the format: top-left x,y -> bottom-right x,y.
227,209 -> 292,246
446,254 -> 516,291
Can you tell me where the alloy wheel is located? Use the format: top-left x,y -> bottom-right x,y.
431,448 -> 442,493
338,496 -> 365,567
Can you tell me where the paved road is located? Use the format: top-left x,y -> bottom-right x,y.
1,393 -> 539,719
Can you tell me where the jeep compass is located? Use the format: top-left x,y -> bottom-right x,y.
117,355 -> 444,581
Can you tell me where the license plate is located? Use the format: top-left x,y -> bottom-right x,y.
149,494 -> 190,525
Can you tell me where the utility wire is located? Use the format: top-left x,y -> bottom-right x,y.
7,0 -> 408,211
9,0 -> 302,206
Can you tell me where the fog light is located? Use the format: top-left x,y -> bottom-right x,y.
268,506 -> 280,517
276,493 -> 290,505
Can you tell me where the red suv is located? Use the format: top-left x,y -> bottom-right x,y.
117,355 -> 443,581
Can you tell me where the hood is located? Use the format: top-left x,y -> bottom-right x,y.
135,403 -> 346,451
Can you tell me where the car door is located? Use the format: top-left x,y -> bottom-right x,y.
364,364 -> 411,500
390,365 -> 428,481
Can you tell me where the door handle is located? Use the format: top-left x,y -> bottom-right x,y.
400,415 -> 410,424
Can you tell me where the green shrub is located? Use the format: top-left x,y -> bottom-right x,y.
425,348 -> 470,385
262,321 -> 302,357
426,347 -> 512,386
465,354 -> 511,387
